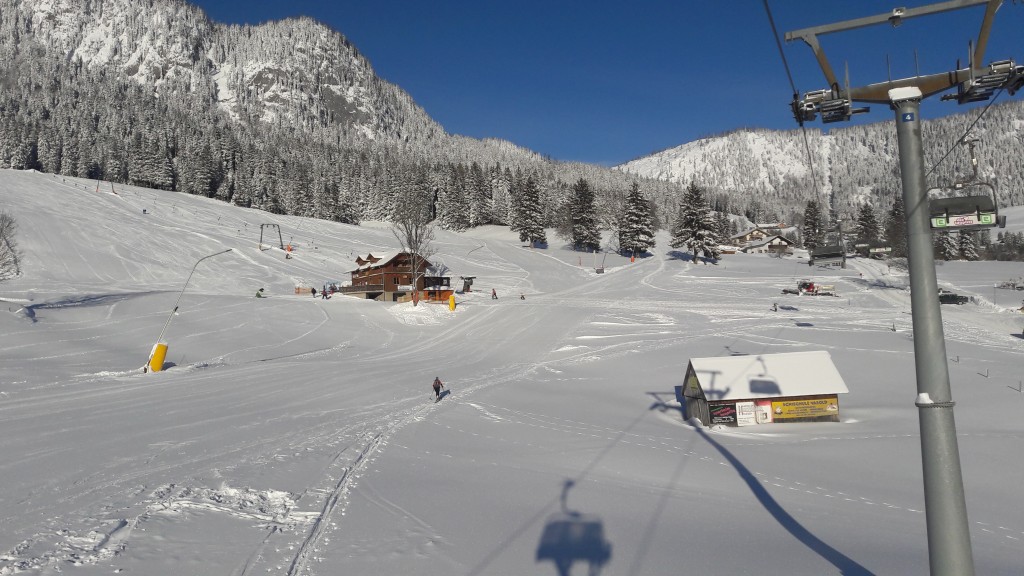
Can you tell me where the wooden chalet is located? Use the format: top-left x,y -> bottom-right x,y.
731,226 -> 775,245
342,251 -> 452,302
740,234 -> 793,255
680,351 -> 849,427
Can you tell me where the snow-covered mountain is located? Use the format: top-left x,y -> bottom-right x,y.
3,0 -> 438,143
3,0 -> 1023,227
618,100 -> 1024,219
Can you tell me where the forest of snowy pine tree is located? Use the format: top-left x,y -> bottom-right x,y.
1,0 -> 1023,260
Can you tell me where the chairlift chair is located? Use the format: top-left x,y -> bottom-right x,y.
866,240 -> 892,258
809,223 -> 847,267
809,242 -> 846,268
928,181 -> 1006,232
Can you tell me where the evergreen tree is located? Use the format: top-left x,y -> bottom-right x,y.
618,182 -> 655,255
714,212 -> 731,245
935,231 -> 959,261
515,176 -> 547,246
568,178 -> 600,251
855,203 -> 881,245
438,164 -> 470,231
957,230 -> 979,261
467,161 -> 492,227
670,182 -> 720,264
802,199 -> 825,250
884,193 -> 908,258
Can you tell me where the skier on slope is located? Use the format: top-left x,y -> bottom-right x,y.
432,376 -> 445,400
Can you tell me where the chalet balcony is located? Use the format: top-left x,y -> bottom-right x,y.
340,284 -> 384,293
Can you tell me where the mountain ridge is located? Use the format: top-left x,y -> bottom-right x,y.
1,0 -> 1022,228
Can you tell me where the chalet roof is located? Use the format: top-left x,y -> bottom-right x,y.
351,251 -> 433,273
731,226 -> 771,240
687,350 -> 848,400
354,251 -> 400,271
744,234 -> 793,249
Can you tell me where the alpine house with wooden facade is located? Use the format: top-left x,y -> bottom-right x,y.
342,252 -> 452,302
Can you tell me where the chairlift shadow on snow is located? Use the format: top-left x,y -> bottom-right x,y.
696,369 -> 729,401
647,390 -> 685,418
748,377 -> 782,396
535,479 -> 612,576
695,427 -> 872,574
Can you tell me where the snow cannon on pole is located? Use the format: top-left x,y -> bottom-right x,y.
146,248 -> 233,373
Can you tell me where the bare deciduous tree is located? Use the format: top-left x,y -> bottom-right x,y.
390,182 -> 437,305
0,211 -> 22,282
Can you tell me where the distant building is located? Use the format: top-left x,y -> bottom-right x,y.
343,251 -> 452,302
731,226 -> 774,245
740,234 -> 793,255
680,351 -> 849,427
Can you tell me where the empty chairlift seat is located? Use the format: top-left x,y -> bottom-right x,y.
928,182 -> 1006,231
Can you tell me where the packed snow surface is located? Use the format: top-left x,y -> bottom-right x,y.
1,170 -> 1024,575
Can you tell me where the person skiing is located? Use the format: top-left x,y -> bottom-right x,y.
491,288 -> 498,300
311,287 -> 317,298
255,288 -> 265,298
432,376 -> 444,400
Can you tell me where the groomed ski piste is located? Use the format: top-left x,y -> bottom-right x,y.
1,169 -> 1024,575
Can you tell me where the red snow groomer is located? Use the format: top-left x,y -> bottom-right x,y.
782,279 -> 836,296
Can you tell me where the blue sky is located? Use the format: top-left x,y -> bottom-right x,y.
191,0 -> 1024,166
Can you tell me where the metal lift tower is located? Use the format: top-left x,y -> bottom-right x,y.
786,2 -> 1023,574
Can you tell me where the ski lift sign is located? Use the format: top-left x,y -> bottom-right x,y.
931,212 -> 996,229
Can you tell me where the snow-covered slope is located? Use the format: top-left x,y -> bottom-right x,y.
2,169 -> 1024,575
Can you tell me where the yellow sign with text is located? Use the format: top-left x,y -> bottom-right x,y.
772,397 -> 839,419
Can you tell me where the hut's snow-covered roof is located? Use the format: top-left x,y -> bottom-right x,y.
687,350 -> 848,400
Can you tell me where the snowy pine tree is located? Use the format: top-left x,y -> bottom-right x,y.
670,182 -> 720,264
802,199 -> 825,250
618,182 -> 655,255
884,193 -> 908,258
514,176 -> 547,247
935,231 -> 959,261
855,203 -> 881,245
957,230 -> 979,261
568,178 -> 601,251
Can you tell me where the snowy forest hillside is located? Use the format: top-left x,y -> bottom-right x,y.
1,0 -> 1024,234
618,99 -> 1024,221
0,0 -> 682,229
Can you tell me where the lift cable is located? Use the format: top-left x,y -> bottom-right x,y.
925,87 -> 1004,179
763,1 -> 827,214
